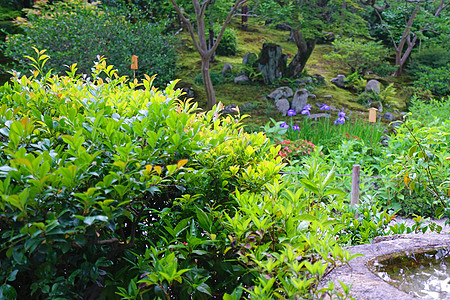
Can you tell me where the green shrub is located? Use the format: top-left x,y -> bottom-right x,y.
215,26 -> 237,56
1,0 -> 177,87
194,70 -> 224,85
0,52 -> 361,299
323,38 -> 392,75
408,46 -> 450,74
413,64 -> 450,97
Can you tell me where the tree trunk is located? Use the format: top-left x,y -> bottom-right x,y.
201,57 -> 216,110
208,28 -> 216,62
286,30 -> 316,78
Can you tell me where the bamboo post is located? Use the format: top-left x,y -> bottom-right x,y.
351,164 -> 360,218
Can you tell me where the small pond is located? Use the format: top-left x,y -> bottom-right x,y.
370,247 -> 450,299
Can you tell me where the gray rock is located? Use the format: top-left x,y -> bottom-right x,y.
330,74 -> 346,88
328,105 -> 340,112
391,120 -> 403,129
295,77 -> 313,85
370,101 -> 383,112
221,63 -> 233,75
383,112 -> 395,121
275,24 -> 291,31
365,79 -> 381,94
234,75 -> 249,84
181,87 -> 195,99
257,43 -> 287,84
267,86 -> 293,101
312,74 -> 325,83
323,95 -> 333,99
291,89 -> 309,113
275,98 -> 290,116
242,53 -> 257,65
222,104 -> 238,115
309,113 -> 331,120
308,94 -> 316,100
380,135 -> 390,147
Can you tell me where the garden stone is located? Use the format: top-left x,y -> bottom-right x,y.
275,98 -> 290,116
312,74 -> 325,83
221,63 -> 233,75
370,101 -> 383,112
365,79 -> 381,94
291,88 -> 309,113
380,135 -> 390,147
323,94 -> 333,99
383,112 -> 395,121
267,86 -> 293,101
181,87 -> 195,99
242,53 -> 257,65
308,94 -> 316,100
309,113 -> 331,120
234,74 -> 249,84
222,104 -> 238,115
330,74 -> 346,88
257,43 -> 287,84
391,120 -> 403,129
275,24 -> 291,31
328,105 -> 340,112
295,77 -> 313,85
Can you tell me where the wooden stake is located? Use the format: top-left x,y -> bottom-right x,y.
351,164 -> 360,218
368,107 -> 377,123
131,55 -> 138,81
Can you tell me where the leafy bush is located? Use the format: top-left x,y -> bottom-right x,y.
215,26 -> 238,56
194,70 -> 224,85
2,0 -> 177,87
323,38 -> 392,75
413,64 -> 450,96
0,52 -> 361,299
408,46 -> 450,75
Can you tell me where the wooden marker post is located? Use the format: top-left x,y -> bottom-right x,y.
368,107 -> 378,145
368,107 -> 378,123
351,164 -> 361,218
131,55 -> 138,80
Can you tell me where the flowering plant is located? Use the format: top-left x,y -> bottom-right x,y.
276,139 -> 318,164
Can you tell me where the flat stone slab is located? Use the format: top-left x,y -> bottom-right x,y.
319,234 -> 450,299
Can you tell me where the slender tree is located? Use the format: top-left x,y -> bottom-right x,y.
362,0 -> 449,76
169,0 -> 250,110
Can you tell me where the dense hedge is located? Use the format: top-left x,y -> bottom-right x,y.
2,0 -> 177,87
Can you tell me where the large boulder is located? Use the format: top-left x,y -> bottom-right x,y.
267,86 -> 293,101
275,98 -> 290,116
330,75 -> 346,88
291,88 -> 309,113
257,43 -> 287,84
365,79 -> 381,94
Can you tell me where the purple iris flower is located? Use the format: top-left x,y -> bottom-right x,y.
338,111 -> 346,118
303,104 -> 312,111
320,104 -> 330,111
301,110 -> 310,116
334,117 -> 345,125
287,109 -> 296,116
293,125 -> 300,131
280,122 -> 289,129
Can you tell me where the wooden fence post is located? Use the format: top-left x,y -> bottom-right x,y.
351,164 -> 360,217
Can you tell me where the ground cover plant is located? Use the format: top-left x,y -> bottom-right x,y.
0,51 -> 371,299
